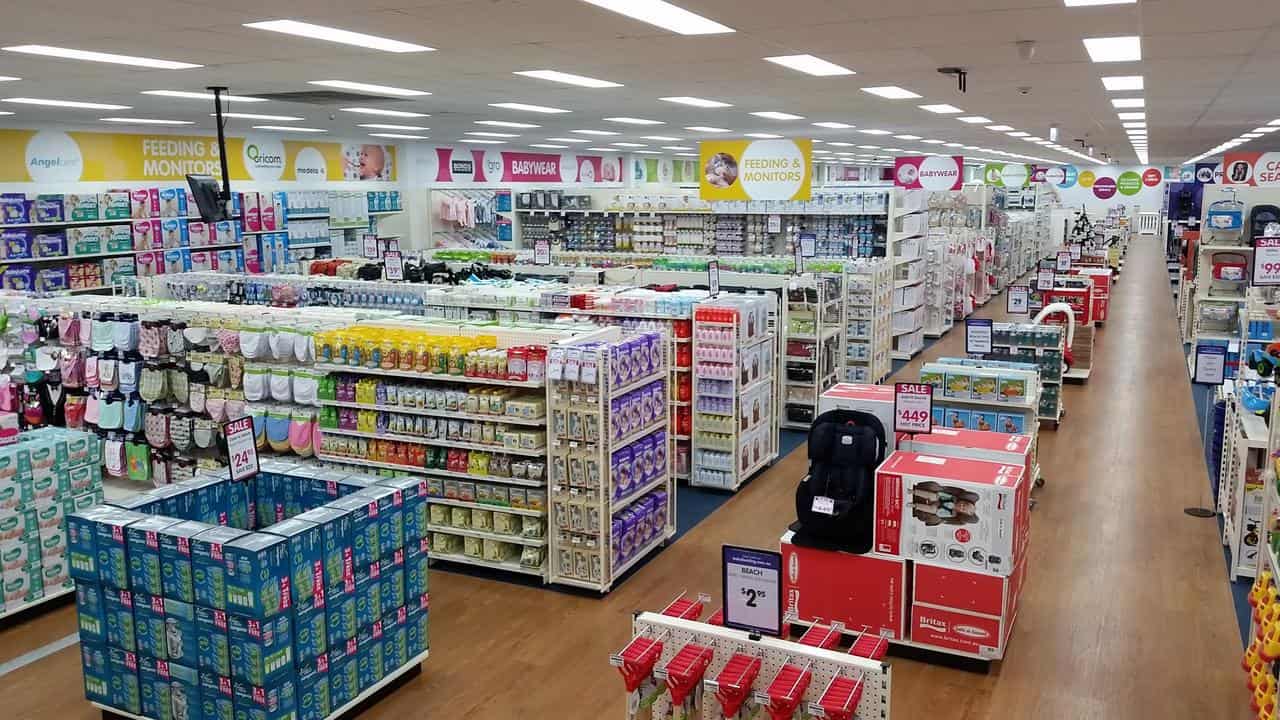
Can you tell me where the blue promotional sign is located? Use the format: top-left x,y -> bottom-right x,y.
1193,344 -> 1227,385
722,545 -> 783,637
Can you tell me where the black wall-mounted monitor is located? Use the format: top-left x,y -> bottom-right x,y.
186,173 -> 229,222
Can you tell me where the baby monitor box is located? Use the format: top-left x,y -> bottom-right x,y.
108,647 -> 142,715
82,642 -> 112,706
191,526 -> 250,610
195,606 -> 231,676
199,671 -> 234,720
780,531 -> 907,639
818,383 -> 899,453
127,516 -> 181,596
76,580 -> 107,642
909,554 -> 1027,660
377,476 -> 428,542
223,533 -> 292,619
96,509 -> 149,589
262,517 -> 324,613
233,675 -> 297,720
104,587 -> 137,652
874,451 -> 1027,576
67,193 -> 100,222
228,612 -> 294,686
242,193 -> 262,232
293,604 -> 327,665
297,655 -> 331,720
294,506 -> 353,594
68,506 -> 116,583
139,655 -> 199,720
133,591 -> 168,660
165,597 -> 199,668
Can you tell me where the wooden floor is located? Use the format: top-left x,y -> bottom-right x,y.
0,238 -> 1249,719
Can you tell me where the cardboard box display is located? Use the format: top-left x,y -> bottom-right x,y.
107,646 -> 142,715
195,606 -> 231,676
191,526 -> 250,610
199,671 -> 235,720
898,427 -> 1035,504
293,506 -> 353,594
293,604 -> 328,665
780,532 -> 907,640
159,520 -> 216,604
874,451 -> 1027,576
232,676 -> 296,720
908,554 -> 1028,660
127,516 -> 181,596
818,383 -> 899,454
228,612 -> 294,686
262,517 -> 324,613
139,655 -> 199,720
76,579 -> 107,643
223,533 -> 291,619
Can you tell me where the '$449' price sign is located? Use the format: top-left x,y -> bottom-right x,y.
1254,237 -> 1280,286
894,382 -> 934,435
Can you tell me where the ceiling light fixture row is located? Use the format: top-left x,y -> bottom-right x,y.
1186,118 -> 1280,163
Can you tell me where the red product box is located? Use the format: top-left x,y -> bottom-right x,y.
780,531 -> 907,640
874,451 -> 1027,576
897,427 -> 1033,515
818,383 -> 899,454
909,554 -> 1027,659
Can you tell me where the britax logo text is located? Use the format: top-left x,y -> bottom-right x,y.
919,616 -> 948,632
513,160 -> 558,176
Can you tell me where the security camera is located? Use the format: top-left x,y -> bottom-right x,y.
1016,40 -> 1037,62
1017,86 -> 1032,96
329,113 -> 336,121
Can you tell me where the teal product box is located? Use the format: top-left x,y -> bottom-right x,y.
108,647 -> 142,715
293,605 -> 328,665
256,473 -> 283,528
381,606 -> 408,671
145,484 -> 188,519
81,641 -> 111,705
327,495 -> 379,570
379,551 -> 405,613
293,507 -> 353,594
405,537 -> 429,599
165,598 -> 199,667
326,585 -> 357,646
262,518 -> 324,613
0,441 -> 31,480
194,477 -> 229,526
378,477 -> 428,542
199,672 -> 235,720
128,516 -> 181,596
232,676 -> 296,720
134,591 -> 168,660
406,593 -> 429,658
192,526 -> 249,610
327,638 -> 359,710
76,580 -> 106,643
353,566 -> 382,630
160,520 -> 217,604
296,656 -> 331,720
195,606 -> 231,676
140,655 -> 200,720
226,477 -> 255,531
353,485 -> 401,558
224,533 -> 291,619
107,492 -> 160,514
228,612 -> 293,686
356,623 -> 384,692
105,586 -> 137,652
96,509 -> 149,589
310,473 -> 365,507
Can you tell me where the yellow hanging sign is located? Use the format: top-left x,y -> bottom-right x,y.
699,138 -> 811,201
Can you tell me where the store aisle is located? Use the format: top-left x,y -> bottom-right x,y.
0,240 -> 1249,719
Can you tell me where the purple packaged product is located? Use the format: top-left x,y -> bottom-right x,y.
631,337 -> 648,379
2,228 -> 31,259
611,518 -> 625,565
33,230 -> 67,258
611,340 -> 630,386
34,195 -> 64,223
648,333 -> 663,374
35,267 -> 70,293
0,194 -> 30,224
653,431 -> 667,477
631,436 -> 650,488
611,447 -> 631,500
610,398 -> 623,440
3,264 -> 35,292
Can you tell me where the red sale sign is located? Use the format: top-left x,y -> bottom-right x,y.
894,383 -> 934,434
1254,237 -> 1280,285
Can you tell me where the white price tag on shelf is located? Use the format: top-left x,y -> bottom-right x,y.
534,239 -> 551,266
1007,285 -> 1029,314
708,259 -> 721,296
722,545 -> 782,637
1056,250 -> 1071,272
1037,269 -> 1055,291
223,417 -> 259,482
965,318 -> 993,355
1070,245 -> 1082,260
893,382 -> 934,434
767,214 -> 782,233
361,233 -> 380,259
1254,237 -> 1280,285
799,232 -> 816,258
384,250 -> 404,281
385,238 -> 399,254
1194,344 -> 1227,385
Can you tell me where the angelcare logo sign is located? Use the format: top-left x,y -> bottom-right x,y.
25,131 -> 83,182
242,135 -> 285,181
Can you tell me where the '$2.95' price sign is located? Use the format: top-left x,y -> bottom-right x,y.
1255,237 -> 1280,286
894,382 -> 934,434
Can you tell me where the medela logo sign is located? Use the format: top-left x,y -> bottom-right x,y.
242,135 -> 285,181
25,131 -> 83,182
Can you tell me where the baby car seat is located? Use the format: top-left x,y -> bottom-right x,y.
791,409 -> 887,553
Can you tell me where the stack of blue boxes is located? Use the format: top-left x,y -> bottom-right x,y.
71,459 -> 430,720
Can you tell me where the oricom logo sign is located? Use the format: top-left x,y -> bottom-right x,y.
25,131 -> 83,182
242,136 -> 285,181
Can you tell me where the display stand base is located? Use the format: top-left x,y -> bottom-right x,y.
0,585 -> 74,631
886,639 -> 993,674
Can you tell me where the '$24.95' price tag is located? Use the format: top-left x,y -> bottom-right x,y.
894,382 -> 934,435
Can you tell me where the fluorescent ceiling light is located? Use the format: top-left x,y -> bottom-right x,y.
1035,140 -> 1053,145
857,145 -> 880,149
1111,98 -> 1144,108
1243,133 -> 1263,138
243,20 -> 432,52
987,125 -> 1014,131
612,142 -> 647,147
1256,127 -> 1280,133
1117,112 -> 1145,120
763,54 -> 854,76
751,111 -> 804,120
581,0 -> 734,35
1101,75 -> 1143,91
1083,36 -> 1141,63
662,145 -> 693,150
675,153 -> 697,157
99,117 -> 193,125
944,142 -> 963,147
921,139 -> 946,144
883,147 -> 903,152
572,129 -> 620,136
919,104 -> 963,114
813,122 -> 854,129
369,133 -> 427,139
958,116 -> 992,124
340,107 -> 429,117
143,90 -> 264,103
661,96 -> 732,108
1066,0 -> 1137,6
812,149 -> 832,154
360,123 -> 428,131
860,129 -> 892,135
0,76 -> 17,82
861,86 -> 920,99
745,133 -> 782,138
0,111 -> 11,115
1122,121 -> 1146,128
634,150 -> 661,154
894,134 -> 921,140
641,135 -> 681,141
476,120 -> 539,128
215,112 -> 303,121
685,126 -> 729,133
513,70 -> 622,88
1007,131 -> 1030,137
308,80 -> 428,97
466,131 -> 519,138
3,45 -> 199,69
604,117 -> 664,125
586,147 -> 615,152
252,125 -> 325,133
827,142 -> 855,147
2,97 -> 129,110
546,137 -> 589,143
529,144 -> 567,149
462,139 -> 505,144
488,102 -> 570,114
1269,119 -> 1280,126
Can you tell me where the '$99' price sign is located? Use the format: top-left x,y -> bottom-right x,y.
894,382 -> 934,435
1254,237 -> 1280,286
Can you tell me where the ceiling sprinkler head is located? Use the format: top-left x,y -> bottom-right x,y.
1016,40 -> 1037,62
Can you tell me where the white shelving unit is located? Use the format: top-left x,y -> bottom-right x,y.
843,258 -> 893,384
924,359 -> 1043,483
782,273 -> 844,429
889,188 -> 928,359
983,322 -> 1067,424
1219,388 -> 1268,580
